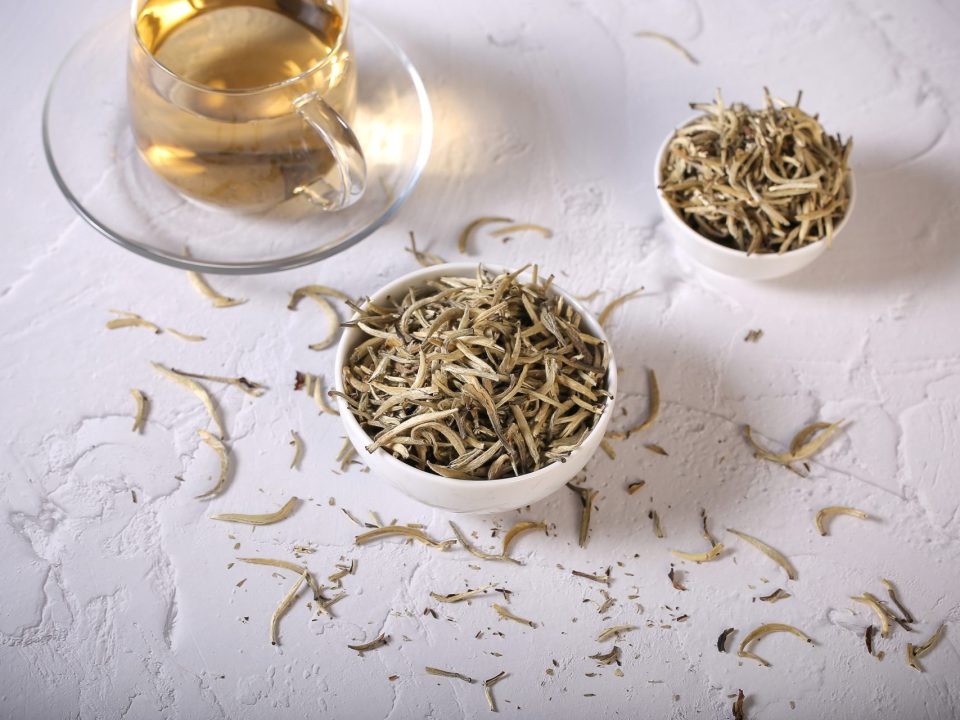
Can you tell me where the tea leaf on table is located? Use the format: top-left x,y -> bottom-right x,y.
483,671 -> 508,712
458,216 -> 514,253
596,625 -> 636,642
568,483 -> 598,548
606,369 -> 660,440
165,327 -> 206,342
210,497 -> 298,525
130,389 -> 148,433
151,362 -> 226,438
598,288 -> 644,327
726,528 -> 797,580
633,31 -> 698,65
426,667 -> 475,683
492,603 -> 536,627
171,368 -> 266,397
406,231 -> 445,267
347,633 -> 389,654
270,571 -> 307,646
815,506 -> 869,536
489,223 -> 554,239
289,430 -> 303,470
738,623 -> 813,667
194,429 -> 229,500
670,543 -> 724,563
106,310 -> 161,334
355,525 -> 455,550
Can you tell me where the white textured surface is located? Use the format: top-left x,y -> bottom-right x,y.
3,1 -> 960,718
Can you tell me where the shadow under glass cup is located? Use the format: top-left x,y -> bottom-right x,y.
127,0 -> 366,212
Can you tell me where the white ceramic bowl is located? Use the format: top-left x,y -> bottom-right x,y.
334,263 -> 617,514
654,120 -> 856,280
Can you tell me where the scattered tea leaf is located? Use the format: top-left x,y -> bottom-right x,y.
606,369 -> 660,440
644,443 -> 668,456
483,670 -> 508,712
335,437 -> 358,471
236,557 -> 327,613
851,593 -> 892,638
270,571 -> 307,646
671,543 -> 724,563
288,285 -> 351,350
151,362 -> 226,438
572,569 -> 611,586
598,288 -> 644,328
406,231 -> 446,267
599,438 -> 617,460
738,623 -> 813,667
906,624 -> 945,672
596,625 -> 637,642
458,216 -> 514,254
348,633 -> 389,653
430,587 -> 492,603
500,521 -> 546,557
865,625 -> 875,655
210,497 -> 298,525
597,589 -> 615,614
106,310 -> 161,334
744,329 -> 763,343
668,567 -> 686,591
449,522 -> 521,564
493,603 -> 536,628
195,429 -> 229,499
289,430 -> 303,470
649,510 -> 664,539
757,588 -> 791,603
626,481 -> 646,495
425,667 -> 475,683
288,284 -> 352,308
187,269 -> 246,308
589,646 -> 621,665
356,525 -> 455,550
815,506 -> 869,536
170,368 -> 266,397
718,627 -> 735,652
568,483 -> 598,548
130,389 -> 148,433
165,327 -> 206,342
743,421 -> 843,475
726,528 -> 797,581
880,578 -> 915,624
701,508 -> 718,546
732,689 -> 745,720
634,31 -> 698,65
489,223 -> 553,239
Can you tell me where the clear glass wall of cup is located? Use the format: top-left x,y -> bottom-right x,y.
127,0 -> 366,212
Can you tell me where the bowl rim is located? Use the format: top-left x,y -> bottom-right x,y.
654,113 -> 856,261
333,261 -> 618,489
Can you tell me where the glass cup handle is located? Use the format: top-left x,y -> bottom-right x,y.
293,92 -> 366,210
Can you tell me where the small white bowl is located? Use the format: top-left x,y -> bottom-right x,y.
334,262 -> 617,514
654,120 -> 856,280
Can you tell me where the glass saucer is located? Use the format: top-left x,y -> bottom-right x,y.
43,11 -> 432,274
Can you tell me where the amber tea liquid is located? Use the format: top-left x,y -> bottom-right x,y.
128,0 -> 356,209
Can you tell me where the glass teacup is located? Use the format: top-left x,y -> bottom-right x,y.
127,0 -> 366,211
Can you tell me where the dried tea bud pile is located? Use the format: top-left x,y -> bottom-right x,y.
660,89 -> 853,254
339,266 -> 611,479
